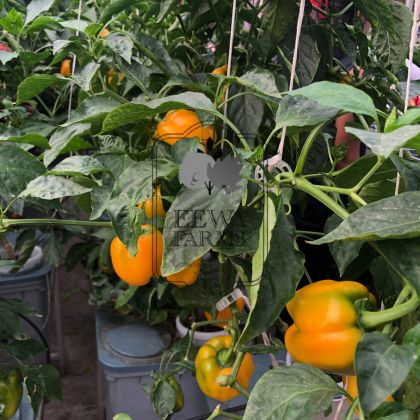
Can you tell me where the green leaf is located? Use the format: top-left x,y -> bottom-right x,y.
90,185 -> 112,220
157,0 -> 177,22
0,51 -> 18,65
25,364 -> 61,414
0,8 -> 24,35
311,192 -> 420,243
72,62 -> 101,91
239,194 -> 304,344
372,2 -> 412,73
324,214 -> 363,276
109,159 -> 178,254
25,15 -> 60,32
213,207 -> 262,256
162,179 -> 247,276
227,87 -> 264,147
368,402 -> 411,420
151,377 -> 176,418
237,69 -> 283,98
355,332 -> 416,413
99,0 -> 139,23
243,364 -> 341,420
114,57 -> 150,92
4,338 -> 45,360
44,123 -> 91,166
136,33 -> 183,76
370,257 -> 402,307
403,324 -> 420,379
390,155 -> 420,191
346,126 -> 420,159
296,34 -> 321,87
15,230 -> 36,268
20,175 -> 91,200
334,155 -> 396,189
103,33 -> 133,63
24,0 -> 55,26
352,0 -> 395,33
102,92 -> 214,132
115,286 -> 138,309
59,19 -> 89,32
62,95 -> 120,127
276,95 -> 339,129
376,238 -> 420,297
0,132 -> 49,148
16,75 -> 66,104
395,108 -> 420,128
0,145 -> 46,203
261,0 -> 298,51
48,156 -> 105,176
290,81 -> 377,119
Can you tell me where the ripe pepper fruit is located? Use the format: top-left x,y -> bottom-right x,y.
285,280 -> 376,374
195,335 -> 254,401
99,27 -> 109,38
212,64 -> 227,75
154,109 -> 215,147
204,298 -> 246,328
137,185 -> 166,220
60,59 -> 72,77
110,225 -> 163,286
165,258 -> 201,287
0,370 -> 23,420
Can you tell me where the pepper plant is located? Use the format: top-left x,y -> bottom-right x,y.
0,0 -> 419,419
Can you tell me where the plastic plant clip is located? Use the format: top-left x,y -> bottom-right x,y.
254,155 -> 293,190
216,288 -> 244,312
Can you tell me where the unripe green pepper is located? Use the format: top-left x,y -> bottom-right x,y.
0,370 -> 23,419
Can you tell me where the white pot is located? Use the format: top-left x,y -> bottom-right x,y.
0,246 -> 43,275
175,315 -> 228,347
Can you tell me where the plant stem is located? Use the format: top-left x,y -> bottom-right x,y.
359,287 -> 419,329
207,405 -> 242,420
295,122 -> 329,175
351,158 -> 384,192
293,177 -> 349,219
343,397 -> 359,420
233,382 -> 251,399
2,218 -> 113,229
184,319 -> 230,361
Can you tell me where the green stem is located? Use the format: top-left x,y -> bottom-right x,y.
184,319 -> 230,361
296,230 -> 324,237
350,192 -> 367,207
36,95 -> 54,119
207,405 -> 242,420
344,396 -> 359,420
351,158 -> 384,192
233,382 -> 251,399
293,177 -> 349,219
333,1 -> 354,16
2,218 -> 112,229
295,122 -> 329,175
359,288 -> 419,329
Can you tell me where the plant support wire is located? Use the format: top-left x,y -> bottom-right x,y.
395,0 -> 420,195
